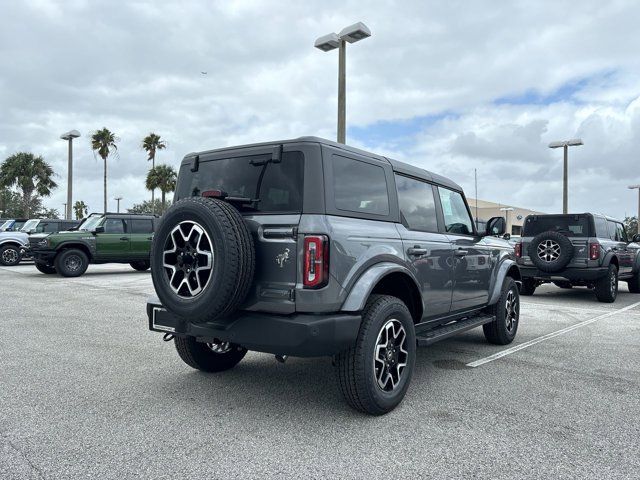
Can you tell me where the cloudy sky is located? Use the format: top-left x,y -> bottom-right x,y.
1,0 -> 639,218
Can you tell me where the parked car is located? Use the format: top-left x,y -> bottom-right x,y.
0,218 -> 79,266
146,137 -> 521,415
29,213 -> 157,276
515,213 -> 640,302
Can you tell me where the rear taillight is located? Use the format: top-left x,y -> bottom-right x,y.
515,242 -> 522,258
303,235 -> 329,289
590,242 -> 600,260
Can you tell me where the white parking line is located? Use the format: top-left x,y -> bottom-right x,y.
466,301 -> 640,368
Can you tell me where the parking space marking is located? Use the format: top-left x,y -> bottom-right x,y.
466,301 -> 640,368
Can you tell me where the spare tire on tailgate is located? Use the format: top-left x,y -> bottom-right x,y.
527,231 -> 574,273
151,197 -> 255,324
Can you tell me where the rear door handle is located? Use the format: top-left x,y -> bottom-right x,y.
407,246 -> 428,256
455,249 -> 469,257
120,236 -> 128,241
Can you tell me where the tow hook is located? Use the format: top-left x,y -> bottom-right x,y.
275,354 -> 288,363
162,333 -> 175,342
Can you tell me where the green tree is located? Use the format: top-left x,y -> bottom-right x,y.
624,216 -> 638,239
142,133 -> 167,214
91,128 -> 118,213
0,187 -> 22,217
146,165 -> 177,213
128,198 -> 169,215
0,152 -> 57,217
73,200 -> 89,220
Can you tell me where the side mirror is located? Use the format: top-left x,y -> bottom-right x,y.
485,216 -> 506,236
633,234 -> 640,243
93,226 -> 105,234
503,233 -> 511,240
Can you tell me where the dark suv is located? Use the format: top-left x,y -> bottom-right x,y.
29,213 -> 157,276
515,213 -> 640,302
147,137 -> 521,415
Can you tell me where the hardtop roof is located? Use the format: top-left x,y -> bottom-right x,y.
183,136 -> 462,192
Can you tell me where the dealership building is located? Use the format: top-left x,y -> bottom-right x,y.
467,198 -> 545,236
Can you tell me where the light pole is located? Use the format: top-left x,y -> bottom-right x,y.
548,138 -> 583,214
62,203 -> 67,217
315,22 -> 371,144
500,207 -> 514,236
114,196 -> 123,213
628,185 -> 640,235
60,130 -> 81,220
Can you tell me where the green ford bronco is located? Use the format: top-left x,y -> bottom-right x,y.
29,213 -> 157,276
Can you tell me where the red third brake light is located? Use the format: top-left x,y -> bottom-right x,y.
303,235 -> 329,289
590,242 -> 600,260
515,242 -> 522,258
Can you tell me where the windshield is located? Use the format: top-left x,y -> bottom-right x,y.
0,220 -> 12,231
523,215 -> 591,237
79,215 -> 104,231
20,219 -> 40,232
175,151 -> 304,213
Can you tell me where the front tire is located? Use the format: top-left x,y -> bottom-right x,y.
0,245 -> 21,266
334,295 -> 416,415
174,336 -> 247,372
519,278 -> 536,296
35,262 -> 57,274
594,264 -> 618,303
55,249 -> 89,277
627,271 -> 640,294
483,277 -> 520,345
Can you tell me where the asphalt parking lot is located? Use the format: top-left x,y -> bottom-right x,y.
1,264 -> 639,479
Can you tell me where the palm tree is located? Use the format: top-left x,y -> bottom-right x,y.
0,152 -> 57,217
73,200 -> 89,220
142,133 -> 167,214
91,128 -> 118,213
146,165 -> 177,213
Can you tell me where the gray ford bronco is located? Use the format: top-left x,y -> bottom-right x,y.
515,213 -> 640,302
147,137 -> 521,415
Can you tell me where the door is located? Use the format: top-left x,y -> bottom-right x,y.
96,217 -> 130,260
608,220 -> 633,275
128,217 -> 154,259
395,174 -> 453,318
436,186 -> 492,311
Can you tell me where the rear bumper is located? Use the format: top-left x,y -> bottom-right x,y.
146,297 -> 361,357
519,265 -> 608,282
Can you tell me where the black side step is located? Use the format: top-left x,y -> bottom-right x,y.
416,314 -> 495,346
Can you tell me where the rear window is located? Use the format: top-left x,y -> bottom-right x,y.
523,215 -> 591,237
130,219 -> 154,234
175,151 -> 304,214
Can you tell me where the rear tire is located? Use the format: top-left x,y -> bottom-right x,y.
483,277 -> 520,345
130,260 -> 150,271
0,244 -> 21,266
519,278 -> 536,296
55,249 -> 89,277
334,295 -> 416,415
594,264 -> 618,303
174,336 -> 247,372
35,262 -> 56,274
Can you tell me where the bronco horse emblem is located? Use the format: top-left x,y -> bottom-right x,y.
275,248 -> 290,268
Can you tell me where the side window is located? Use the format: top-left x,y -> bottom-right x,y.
42,222 -> 59,233
35,222 -> 46,233
130,219 -> 154,234
437,187 -> 474,235
395,174 -> 438,232
617,223 -> 628,242
594,217 -> 609,238
332,156 -> 389,216
103,218 -> 125,234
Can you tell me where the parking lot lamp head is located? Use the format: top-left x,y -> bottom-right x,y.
548,138 -> 583,214
628,185 -> 640,235
314,22 -> 371,144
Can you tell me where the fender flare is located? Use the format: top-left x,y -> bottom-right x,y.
55,241 -> 95,258
341,262 -> 423,313
487,258 -> 521,306
0,239 -> 26,248
602,252 -> 619,269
